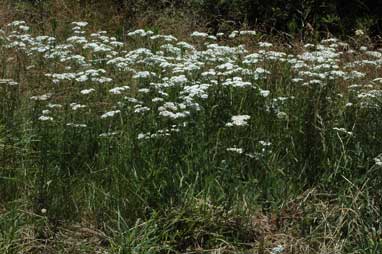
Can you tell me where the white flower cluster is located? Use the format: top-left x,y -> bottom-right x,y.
2,20 -> 381,143
374,155 -> 382,167
226,115 -> 251,127
0,79 -> 18,86
101,110 -> 121,119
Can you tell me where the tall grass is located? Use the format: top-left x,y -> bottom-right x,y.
0,21 -> 381,253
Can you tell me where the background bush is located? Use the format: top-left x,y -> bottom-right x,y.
12,0 -> 382,39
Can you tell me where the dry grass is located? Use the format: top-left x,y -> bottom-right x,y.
0,185 -> 380,253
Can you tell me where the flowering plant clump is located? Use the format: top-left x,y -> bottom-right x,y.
0,20 -> 381,253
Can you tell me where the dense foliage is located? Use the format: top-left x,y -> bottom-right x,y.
194,0 -> 382,36
16,0 -> 382,39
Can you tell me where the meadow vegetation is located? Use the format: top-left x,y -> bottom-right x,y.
0,1 -> 381,254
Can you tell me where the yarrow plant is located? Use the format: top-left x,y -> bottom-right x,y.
226,115 -> 251,127
0,20 -> 381,253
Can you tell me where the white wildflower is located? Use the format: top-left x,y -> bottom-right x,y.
66,123 -> 87,128
271,245 -> 285,254
260,89 -> 270,97
70,103 -> 87,110
80,88 -> 95,95
99,131 -> 119,137
191,31 -> 208,38
133,71 -> 153,79
374,155 -> 382,167
109,86 -> 129,95
259,42 -> 272,48
47,103 -> 62,109
240,30 -> 256,36
31,93 -> 52,101
226,115 -> 251,127
101,110 -> 121,119
228,31 -> 238,39
226,147 -> 244,154
72,21 -> 88,27
38,116 -> 53,121
355,29 -> 364,36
